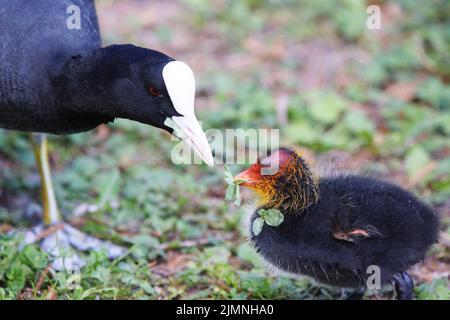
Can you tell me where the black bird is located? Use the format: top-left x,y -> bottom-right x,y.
0,0 -> 213,266
235,148 -> 439,299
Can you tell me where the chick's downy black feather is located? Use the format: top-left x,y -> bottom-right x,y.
247,153 -> 439,292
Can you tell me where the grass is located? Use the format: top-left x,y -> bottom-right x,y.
0,0 -> 449,299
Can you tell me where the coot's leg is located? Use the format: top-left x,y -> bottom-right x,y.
30,133 -> 61,225
23,133 -> 125,270
392,272 -> 414,300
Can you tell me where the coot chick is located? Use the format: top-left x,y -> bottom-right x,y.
236,148 -> 439,299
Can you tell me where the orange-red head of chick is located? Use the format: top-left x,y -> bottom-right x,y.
235,148 -> 319,213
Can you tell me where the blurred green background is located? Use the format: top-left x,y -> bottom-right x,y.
0,0 -> 449,299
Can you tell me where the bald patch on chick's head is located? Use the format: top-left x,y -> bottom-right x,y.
236,148 -> 319,213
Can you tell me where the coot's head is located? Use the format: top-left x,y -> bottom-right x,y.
235,148 -> 319,212
104,45 -> 213,166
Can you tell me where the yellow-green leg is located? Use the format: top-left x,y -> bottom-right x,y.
30,133 -> 61,225
26,133 -> 124,270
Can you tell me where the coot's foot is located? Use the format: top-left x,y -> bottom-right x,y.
24,133 -> 125,270
392,272 -> 414,300
22,223 -> 126,271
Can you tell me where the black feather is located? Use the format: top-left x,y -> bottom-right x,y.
248,175 -> 439,289
0,0 -> 178,134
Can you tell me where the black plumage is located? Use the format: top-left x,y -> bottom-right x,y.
237,148 -> 439,299
0,0 -> 179,134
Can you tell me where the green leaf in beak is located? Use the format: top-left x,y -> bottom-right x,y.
224,165 -> 242,206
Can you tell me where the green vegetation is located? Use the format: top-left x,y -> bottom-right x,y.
0,0 -> 448,299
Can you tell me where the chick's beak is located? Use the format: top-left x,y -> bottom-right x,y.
234,169 -> 257,187
172,115 -> 214,167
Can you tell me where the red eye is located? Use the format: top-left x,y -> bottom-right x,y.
148,86 -> 162,97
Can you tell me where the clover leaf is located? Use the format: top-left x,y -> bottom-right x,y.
252,217 -> 264,236
224,165 -> 244,206
251,208 -> 284,236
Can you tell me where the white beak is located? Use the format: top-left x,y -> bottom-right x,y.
162,60 -> 214,167
172,116 -> 214,166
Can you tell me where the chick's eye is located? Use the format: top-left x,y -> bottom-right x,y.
147,86 -> 163,97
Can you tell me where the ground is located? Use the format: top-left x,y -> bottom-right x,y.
0,0 -> 449,299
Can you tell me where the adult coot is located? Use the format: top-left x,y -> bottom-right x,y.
236,148 -> 439,299
0,1 -> 213,268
